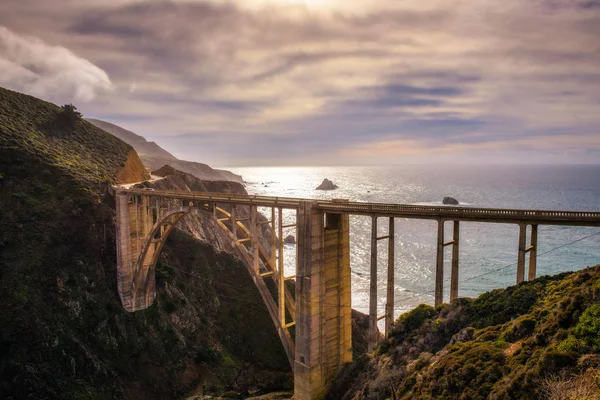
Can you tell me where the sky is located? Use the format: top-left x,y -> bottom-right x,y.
1,0 -> 599,166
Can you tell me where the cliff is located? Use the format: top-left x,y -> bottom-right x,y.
0,88 -> 291,399
329,265 -> 600,400
86,118 -> 243,183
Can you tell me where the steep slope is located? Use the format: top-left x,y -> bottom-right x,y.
329,266 -> 600,400
0,88 -> 149,185
86,118 -> 177,161
0,88 -> 291,399
86,118 -> 243,183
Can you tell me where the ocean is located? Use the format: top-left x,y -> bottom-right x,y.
226,165 -> 600,319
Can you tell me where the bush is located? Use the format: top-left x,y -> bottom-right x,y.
556,335 -> 586,353
575,304 -> 600,351
538,350 -> 579,374
393,304 -> 436,334
155,261 -> 174,282
57,104 -> 82,126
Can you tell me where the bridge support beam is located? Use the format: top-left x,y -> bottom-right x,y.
517,223 -> 527,284
435,220 -> 445,307
117,192 -> 185,312
295,202 -> 352,400
369,216 -> 378,349
528,224 -> 538,281
116,192 -> 136,311
385,218 -> 395,336
450,221 -> 460,302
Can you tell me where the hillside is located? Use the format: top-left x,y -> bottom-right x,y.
0,88 -> 291,399
86,118 -> 177,161
329,266 -> 600,400
86,118 -> 243,183
0,88 -> 149,185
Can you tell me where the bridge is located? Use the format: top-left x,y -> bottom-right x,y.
114,188 -> 600,399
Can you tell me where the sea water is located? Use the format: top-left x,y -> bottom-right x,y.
226,165 -> 600,318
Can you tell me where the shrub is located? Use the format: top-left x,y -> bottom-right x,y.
393,304 -> 436,333
538,350 -> 579,374
556,335 -> 586,353
155,261 -> 174,282
57,104 -> 82,127
575,304 -> 600,351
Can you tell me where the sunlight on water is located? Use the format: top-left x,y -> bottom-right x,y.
226,165 -> 600,320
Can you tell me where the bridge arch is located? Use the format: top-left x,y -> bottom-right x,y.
116,190 -> 355,399
131,208 -> 191,309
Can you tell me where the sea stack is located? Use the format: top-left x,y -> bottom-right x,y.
284,235 -> 296,244
443,196 -> 459,205
316,178 -> 338,190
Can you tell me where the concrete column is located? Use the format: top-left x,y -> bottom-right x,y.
369,216 -> 378,349
435,220 -> 445,307
385,217 -> 395,336
134,194 -> 140,256
271,207 -> 277,267
450,221 -> 460,302
278,207 -> 285,325
116,192 -> 134,311
528,224 -> 538,281
294,203 -> 352,400
517,223 -> 527,284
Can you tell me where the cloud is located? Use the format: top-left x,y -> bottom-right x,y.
0,1 -> 599,165
0,26 -> 112,103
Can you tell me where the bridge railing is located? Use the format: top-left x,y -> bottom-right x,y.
118,188 -> 600,225
316,201 -> 600,224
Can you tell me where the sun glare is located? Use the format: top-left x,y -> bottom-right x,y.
238,0 -> 340,11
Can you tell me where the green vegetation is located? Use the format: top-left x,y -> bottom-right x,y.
57,104 -> 83,127
329,267 -> 600,399
0,87 -> 290,399
575,304 -> 600,351
0,86 -> 146,186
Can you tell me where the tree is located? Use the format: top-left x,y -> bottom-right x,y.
57,104 -> 83,126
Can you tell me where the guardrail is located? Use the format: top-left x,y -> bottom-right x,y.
118,188 -> 600,226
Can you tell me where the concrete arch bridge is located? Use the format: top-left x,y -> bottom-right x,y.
114,188 -> 600,399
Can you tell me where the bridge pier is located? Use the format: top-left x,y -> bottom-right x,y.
369,216 -> 378,349
385,217 -> 395,336
295,202 -> 352,400
435,220 -> 460,307
517,223 -> 539,284
528,224 -> 538,281
450,221 -> 460,302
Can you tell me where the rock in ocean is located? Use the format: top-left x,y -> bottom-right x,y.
316,178 -> 338,190
443,196 -> 459,205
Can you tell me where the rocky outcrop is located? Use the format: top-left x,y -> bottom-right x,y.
115,149 -> 150,184
442,196 -> 459,205
316,178 -> 338,190
284,235 -> 295,244
151,165 -> 246,195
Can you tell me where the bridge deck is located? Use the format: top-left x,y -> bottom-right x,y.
121,188 -> 600,227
